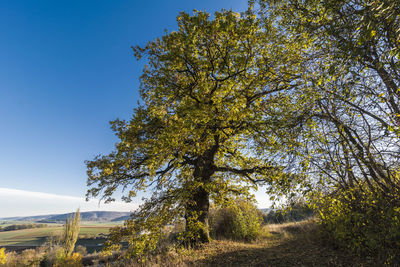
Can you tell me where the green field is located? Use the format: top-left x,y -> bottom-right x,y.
0,221 -> 55,227
0,223 -> 121,246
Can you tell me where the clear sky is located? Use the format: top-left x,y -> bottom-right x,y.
0,0 -> 271,217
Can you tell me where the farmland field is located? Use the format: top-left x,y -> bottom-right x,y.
0,222 -> 122,246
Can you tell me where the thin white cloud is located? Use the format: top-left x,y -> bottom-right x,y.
0,187 -> 138,218
0,187 -> 83,201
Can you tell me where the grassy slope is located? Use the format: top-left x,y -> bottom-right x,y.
188,221 -> 361,267
0,223 -> 119,246
1,220 -> 371,266
118,220 -> 368,267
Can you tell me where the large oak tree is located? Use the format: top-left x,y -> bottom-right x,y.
86,10 -> 301,251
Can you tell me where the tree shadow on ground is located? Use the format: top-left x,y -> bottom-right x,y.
190,223 -> 372,267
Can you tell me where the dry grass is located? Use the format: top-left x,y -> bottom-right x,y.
109,219 -> 372,267
1,220 -> 373,266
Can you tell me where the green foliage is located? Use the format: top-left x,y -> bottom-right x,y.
87,0 -> 398,262
53,252 -> 83,267
3,248 -> 45,267
0,248 -> 7,265
317,185 -> 400,264
0,241 -> 84,267
255,0 -> 400,197
88,8 -> 298,252
255,1 -> 400,264
40,247 -> 83,267
103,211 -> 186,259
256,0 -> 400,198
209,200 -> 263,241
181,211 -> 211,245
61,209 -> 81,257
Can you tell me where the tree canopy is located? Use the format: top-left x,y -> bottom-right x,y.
86,9 -> 302,250
255,0 -> 400,262
256,0 -> 400,196
86,0 -> 399,259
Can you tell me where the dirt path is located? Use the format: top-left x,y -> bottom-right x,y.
184,221 -> 368,267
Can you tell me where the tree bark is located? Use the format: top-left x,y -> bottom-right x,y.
184,136 -> 219,245
185,184 -> 210,244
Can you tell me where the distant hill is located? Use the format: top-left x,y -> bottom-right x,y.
0,211 -> 131,223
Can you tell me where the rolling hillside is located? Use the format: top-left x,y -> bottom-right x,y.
0,211 -> 131,223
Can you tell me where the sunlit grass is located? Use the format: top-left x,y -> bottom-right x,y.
0,223 -> 121,246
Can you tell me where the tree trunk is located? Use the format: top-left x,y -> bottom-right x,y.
185,184 -> 210,244
184,157 -> 214,245
184,139 -> 219,245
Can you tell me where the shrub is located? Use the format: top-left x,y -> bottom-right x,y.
0,248 -> 7,265
74,245 -> 87,256
3,248 -> 44,266
317,185 -> 400,265
39,246 -> 83,267
54,252 -> 83,267
39,246 -> 64,267
209,200 -> 263,241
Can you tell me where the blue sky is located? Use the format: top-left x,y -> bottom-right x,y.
0,0 -> 271,217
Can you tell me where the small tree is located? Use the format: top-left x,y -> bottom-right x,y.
62,209 -> 81,257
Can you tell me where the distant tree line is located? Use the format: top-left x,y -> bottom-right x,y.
263,205 -> 314,224
0,223 -> 47,232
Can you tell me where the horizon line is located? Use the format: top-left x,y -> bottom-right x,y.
0,187 -> 138,218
